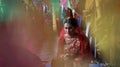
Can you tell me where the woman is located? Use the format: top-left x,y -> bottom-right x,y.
57,18 -> 93,67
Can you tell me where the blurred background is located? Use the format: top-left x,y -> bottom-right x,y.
0,0 -> 120,67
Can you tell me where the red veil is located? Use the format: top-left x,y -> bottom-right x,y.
58,27 -> 93,62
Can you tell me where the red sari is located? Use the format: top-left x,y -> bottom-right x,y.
57,27 -> 93,62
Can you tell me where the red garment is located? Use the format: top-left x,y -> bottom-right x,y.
58,27 -> 93,62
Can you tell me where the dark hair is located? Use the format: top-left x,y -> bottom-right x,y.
63,18 -> 78,28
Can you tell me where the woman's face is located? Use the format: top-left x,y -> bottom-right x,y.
65,8 -> 72,18
64,23 -> 75,36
